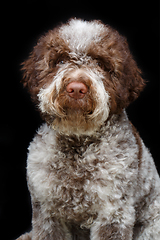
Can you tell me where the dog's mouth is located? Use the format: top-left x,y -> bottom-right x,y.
54,91 -> 95,118
53,78 -> 96,118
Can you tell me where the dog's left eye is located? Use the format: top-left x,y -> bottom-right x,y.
96,60 -> 105,70
56,58 -> 66,66
59,60 -> 64,64
55,59 -> 64,65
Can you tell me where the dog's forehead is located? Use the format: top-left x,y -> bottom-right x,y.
59,19 -> 106,53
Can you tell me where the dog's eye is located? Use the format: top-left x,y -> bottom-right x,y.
96,61 -> 102,67
96,60 -> 105,70
56,58 -> 65,66
96,58 -> 112,73
59,60 -> 64,64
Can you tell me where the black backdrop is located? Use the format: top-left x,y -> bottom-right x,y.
0,1 -> 159,239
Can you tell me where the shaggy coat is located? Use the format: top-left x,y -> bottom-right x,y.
17,19 -> 160,240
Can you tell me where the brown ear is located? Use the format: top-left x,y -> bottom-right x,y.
21,28 -> 68,104
21,48 -> 41,103
88,26 -> 146,113
21,33 -> 53,103
108,37 -> 146,111
118,50 -> 146,108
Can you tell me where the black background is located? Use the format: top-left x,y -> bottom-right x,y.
0,1 -> 159,239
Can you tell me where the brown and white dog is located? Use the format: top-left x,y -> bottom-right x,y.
17,19 -> 160,240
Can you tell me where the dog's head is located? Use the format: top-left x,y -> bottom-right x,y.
22,19 -> 145,135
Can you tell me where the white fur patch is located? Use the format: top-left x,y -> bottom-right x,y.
38,64 -> 75,115
59,19 -> 106,52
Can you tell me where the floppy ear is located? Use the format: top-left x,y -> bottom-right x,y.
21,51 -> 36,86
21,28 -> 69,104
108,37 -> 146,112
89,27 -> 146,114
118,47 -> 146,108
21,33 -> 55,104
21,45 -> 44,103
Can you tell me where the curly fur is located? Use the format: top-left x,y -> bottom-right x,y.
17,18 -> 160,239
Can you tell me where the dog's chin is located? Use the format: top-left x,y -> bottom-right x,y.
50,107 -> 106,136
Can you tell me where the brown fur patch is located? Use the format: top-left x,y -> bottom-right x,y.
21,27 -> 70,104
87,28 -> 146,114
99,223 -> 132,240
70,224 -> 90,240
130,122 -> 143,167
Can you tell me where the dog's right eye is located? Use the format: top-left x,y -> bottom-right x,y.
56,53 -> 70,66
49,59 -> 64,69
58,60 -> 64,65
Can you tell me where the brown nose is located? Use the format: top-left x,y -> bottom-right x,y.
66,82 -> 88,99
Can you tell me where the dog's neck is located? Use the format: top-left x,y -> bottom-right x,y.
55,110 -> 127,155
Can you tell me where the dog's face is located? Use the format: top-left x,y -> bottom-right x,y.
22,19 -> 145,135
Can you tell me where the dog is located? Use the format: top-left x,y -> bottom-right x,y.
17,18 -> 160,240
